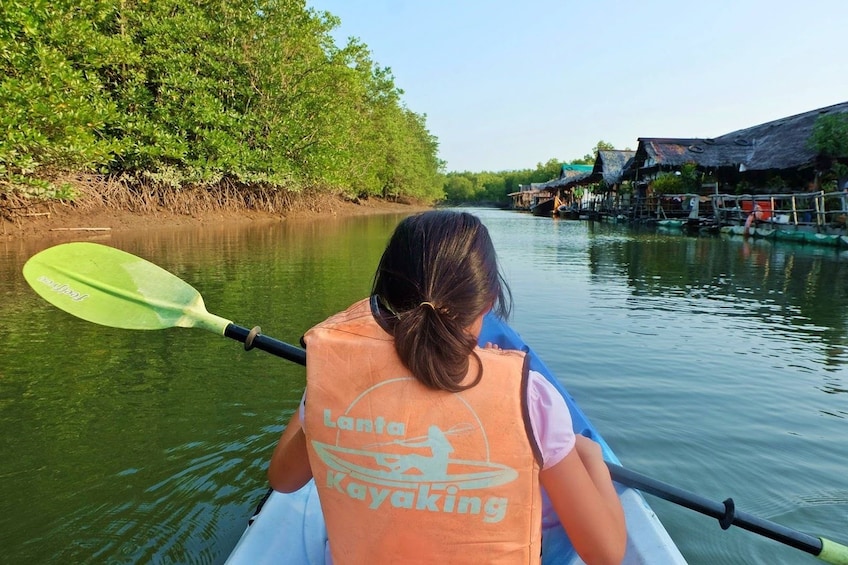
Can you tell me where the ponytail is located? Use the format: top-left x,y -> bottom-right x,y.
372,211 -> 510,392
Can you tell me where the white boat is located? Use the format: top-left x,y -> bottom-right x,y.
657,219 -> 685,229
226,314 -> 687,564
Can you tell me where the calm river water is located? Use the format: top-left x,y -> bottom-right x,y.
1,208 -> 846,564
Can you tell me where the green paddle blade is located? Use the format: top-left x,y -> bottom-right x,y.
23,242 -> 232,333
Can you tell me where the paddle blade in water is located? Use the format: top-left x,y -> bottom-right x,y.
22,242 -> 231,333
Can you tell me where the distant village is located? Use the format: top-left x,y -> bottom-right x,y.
510,101 -> 848,247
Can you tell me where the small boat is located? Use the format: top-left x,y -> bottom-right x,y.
557,204 -> 580,220
802,232 -> 841,247
720,225 -> 749,237
530,198 -> 556,217
226,314 -> 686,564
657,219 -> 685,229
773,229 -> 808,243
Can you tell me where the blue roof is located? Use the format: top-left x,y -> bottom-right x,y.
561,164 -> 594,173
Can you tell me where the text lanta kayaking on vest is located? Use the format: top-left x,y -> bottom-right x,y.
312,408 -> 518,524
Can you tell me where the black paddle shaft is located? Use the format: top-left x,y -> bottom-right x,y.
224,323 -> 306,366
608,463 -> 824,557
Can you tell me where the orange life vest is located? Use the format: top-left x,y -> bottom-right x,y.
303,298 -> 542,564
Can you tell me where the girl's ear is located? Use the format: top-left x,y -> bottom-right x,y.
467,313 -> 485,340
468,304 -> 491,340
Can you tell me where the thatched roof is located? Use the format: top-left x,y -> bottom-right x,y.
628,101 -> 848,175
593,150 -> 636,185
631,137 -> 750,171
713,101 -> 848,171
516,182 -> 546,193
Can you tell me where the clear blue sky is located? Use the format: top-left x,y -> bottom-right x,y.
306,0 -> 848,173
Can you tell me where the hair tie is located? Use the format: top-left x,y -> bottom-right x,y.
419,301 -> 454,318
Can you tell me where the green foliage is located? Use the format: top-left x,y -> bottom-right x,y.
571,140 -> 616,164
651,173 -> 683,194
442,158 -> 570,204
444,175 -> 475,201
0,0 -> 128,186
441,171 -> 510,203
534,158 -> 563,181
809,113 -> 848,158
735,179 -> 752,195
595,140 -> 616,152
832,164 -> 848,183
651,163 -> 700,195
809,113 -> 848,182
765,174 -> 788,190
1,0 -> 444,202
679,162 -> 700,192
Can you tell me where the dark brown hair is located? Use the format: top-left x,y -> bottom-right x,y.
372,210 -> 511,392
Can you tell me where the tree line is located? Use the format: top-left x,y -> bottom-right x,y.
1,0 -> 443,202
443,142 -> 616,204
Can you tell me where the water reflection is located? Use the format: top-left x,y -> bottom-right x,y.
575,223 -> 848,374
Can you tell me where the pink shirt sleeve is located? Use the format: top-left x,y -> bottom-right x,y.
526,369 -> 575,470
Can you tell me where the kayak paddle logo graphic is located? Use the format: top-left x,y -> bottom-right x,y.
312,378 -> 517,523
